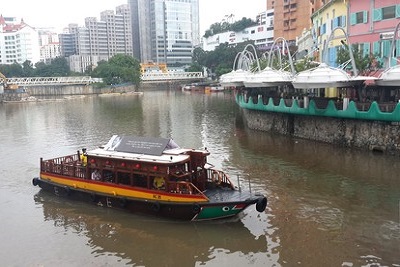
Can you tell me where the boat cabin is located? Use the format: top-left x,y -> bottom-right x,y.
40,136 -> 233,195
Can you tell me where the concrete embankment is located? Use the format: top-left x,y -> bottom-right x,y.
242,109 -> 400,156
0,84 -> 137,102
26,84 -> 136,96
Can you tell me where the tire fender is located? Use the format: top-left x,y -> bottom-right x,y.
119,198 -> 127,208
151,202 -> 161,212
32,177 -> 39,186
256,197 -> 267,212
64,186 -> 71,196
90,193 -> 97,202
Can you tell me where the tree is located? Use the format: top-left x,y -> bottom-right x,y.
190,41 -> 259,79
92,54 -> 141,87
336,43 -> 382,76
22,60 -> 34,77
0,63 -> 23,77
294,57 -> 319,72
231,17 -> 257,32
203,17 -> 257,38
192,47 -> 206,65
186,62 -> 203,72
33,57 -> 70,77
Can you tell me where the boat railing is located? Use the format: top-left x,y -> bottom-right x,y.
378,103 -> 397,113
167,181 -> 207,198
284,99 -> 293,107
41,154 -> 86,179
356,102 -> 372,111
207,169 -> 235,189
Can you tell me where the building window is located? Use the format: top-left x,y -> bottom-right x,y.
373,5 -> 400,21
350,11 -> 367,25
356,12 -> 364,23
382,6 -> 395,20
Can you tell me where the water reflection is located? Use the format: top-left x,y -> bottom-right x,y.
34,190 -> 272,266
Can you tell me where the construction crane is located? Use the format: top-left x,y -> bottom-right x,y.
0,71 -> 18,90
140,62 -> 168,74
0,71 -> 7,90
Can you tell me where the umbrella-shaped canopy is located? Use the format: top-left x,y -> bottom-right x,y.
375,65 -> 400,87
292,63 -> 365,89
244,67 -> 294,88
219,69 -> 252,87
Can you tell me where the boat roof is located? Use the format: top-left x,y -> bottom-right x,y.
87,135 -> 201,164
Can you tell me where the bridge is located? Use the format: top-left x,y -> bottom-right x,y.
141,72 -> 204,82
2,76 -> 97,86
1,72 -> 204,86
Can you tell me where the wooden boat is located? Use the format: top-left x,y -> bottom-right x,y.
205,84 -> 225,93
32,135 -> 267,221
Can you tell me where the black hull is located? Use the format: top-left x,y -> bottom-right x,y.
32,178 -> 266,221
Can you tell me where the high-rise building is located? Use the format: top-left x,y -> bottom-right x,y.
129,0 -> 200,67
272,0 -> 324,44
0,15 -> 40,64
38,30 -> 61,63
59,4 -> 133,72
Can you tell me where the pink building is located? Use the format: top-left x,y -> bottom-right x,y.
348,0 -> 400,68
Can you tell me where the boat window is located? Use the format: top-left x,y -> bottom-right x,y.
133,174 -> 148,188
103,170 -> 114,182
152,176 -> 166,190
90,169 -> 102,181
117,172 -> 131,185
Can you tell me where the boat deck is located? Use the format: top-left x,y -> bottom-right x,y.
203,187 -> 255,203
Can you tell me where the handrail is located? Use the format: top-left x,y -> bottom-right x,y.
207,169 -> 235,189
167,181 -> 208,199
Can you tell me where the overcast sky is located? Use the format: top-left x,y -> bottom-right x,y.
1,0 -> 266,34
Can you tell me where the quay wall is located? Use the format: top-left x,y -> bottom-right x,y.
140,81 -> 183,90
242,109 -> 400,156
26,85 -> 94,96
25,84 -> 136,96
0,84 -> 137,102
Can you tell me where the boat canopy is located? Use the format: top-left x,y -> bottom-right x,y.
103,135 -> 180,156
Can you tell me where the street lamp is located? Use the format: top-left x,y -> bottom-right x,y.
388,21 -> 400,68
323,27 -> 358,76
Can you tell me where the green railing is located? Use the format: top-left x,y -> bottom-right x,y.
236,94 -> 400,122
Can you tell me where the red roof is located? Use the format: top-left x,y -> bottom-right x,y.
0,15 -> 6,25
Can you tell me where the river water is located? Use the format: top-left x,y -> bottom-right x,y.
0,89 -> 399,267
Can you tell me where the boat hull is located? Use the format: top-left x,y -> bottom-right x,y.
33,177 -> 266,221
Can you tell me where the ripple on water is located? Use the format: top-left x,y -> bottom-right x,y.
297,201 -> 344,232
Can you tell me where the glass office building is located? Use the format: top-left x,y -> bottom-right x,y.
130,0 -> 199,67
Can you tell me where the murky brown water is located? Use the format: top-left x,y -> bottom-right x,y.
0,89 -> 399,266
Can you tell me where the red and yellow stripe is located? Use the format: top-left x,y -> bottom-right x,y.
40,173 -> 208,203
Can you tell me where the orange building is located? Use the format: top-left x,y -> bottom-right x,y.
269,0 -> 324,44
